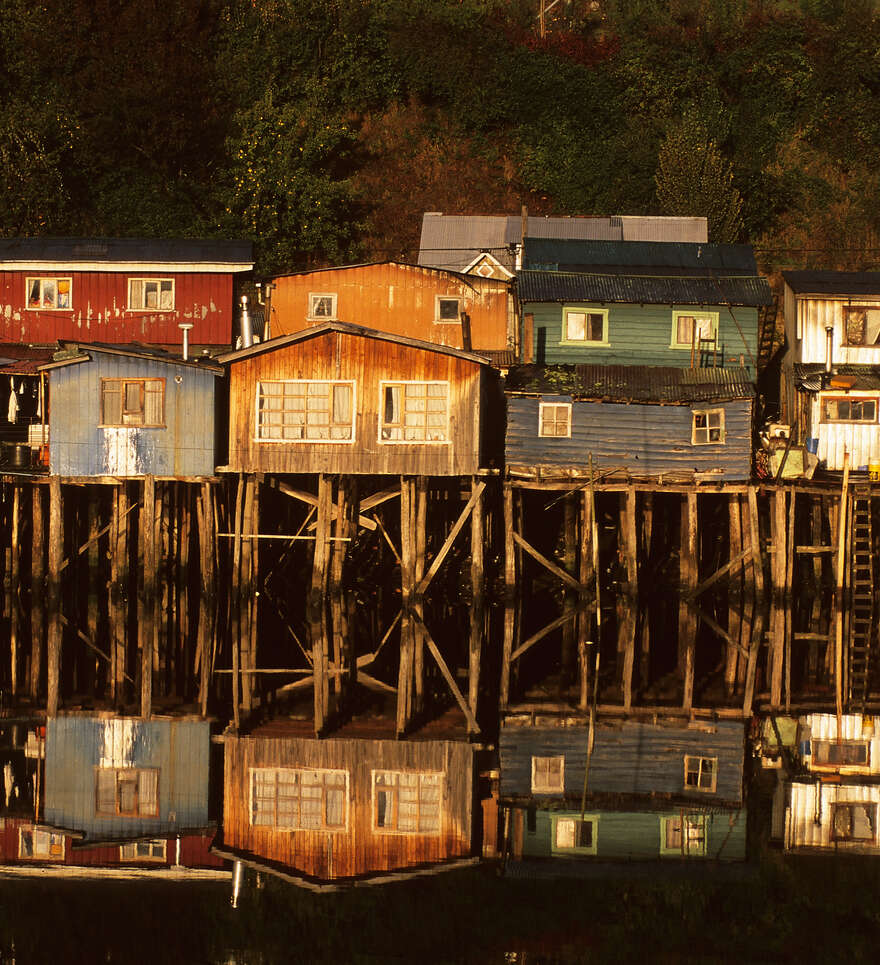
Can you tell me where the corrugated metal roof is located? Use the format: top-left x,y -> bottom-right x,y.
0,238 -> 253,268
794,363 -> 880,391
522,239 -> 757,275
41,341 -> 224,374
783,270 -> 880,297
505,364 -> 755,403
517,269 -> 772,307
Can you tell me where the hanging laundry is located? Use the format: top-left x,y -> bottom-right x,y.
7,387 -> 18,424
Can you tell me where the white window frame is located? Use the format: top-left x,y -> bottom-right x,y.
255,379 -> 356,444
531,755 -> 565,794
683,755 -> 717,793
308,292 -> 337,321
95,767 -> 160,817
18,826 -> 65,861
127,278 -> 175,312
560,306 -> 609,347
120,839 -> 167,862
670,310 -> 719,350
371,769 -> 443,836
26,276 -> 72,311
692,408 -> 725,445
434,295 -> 462,324
551,814 -> 598,855
249,767 -> 349,832
378,380 -> 450,445
660,813 -> 708,857
538,402 -> 572,438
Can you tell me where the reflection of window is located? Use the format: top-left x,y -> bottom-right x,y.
257,380 -> 354,442
843,306 -> 880,346
539,402 -> 571,438
96,768 -> 159,817
821,397 -> 878,424
120,839 -> 167,862
380,381 -> 448,443
128,279 -> 174,311
831,802 -> 877,842
101,379 -> 165,427
692,409 -> 725,445
373,771 -> 442,834
27,277 -> 72,310
684,756 -> 717,793
308,293 -> 337,320
563,307 -> 607,344
250,768 -> 348,831
19,827 -> 65,860
435,296 -> 461,323
531,756 -> 564,794
672,312 -> 718,349
661,814 -> 707,856
812,740 -> 870,768
553,816 -> 597,854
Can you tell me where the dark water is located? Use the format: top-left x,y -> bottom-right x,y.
2,857 -> 880,964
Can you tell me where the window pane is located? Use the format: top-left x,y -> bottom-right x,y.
677,316 -> 695,344
556,819 -> 575,849
42,280 -> 56,307
138,770 -> 158,814
438,298 -> 460,320
566,312 -> 586,341
587,314 -> 604,341
28,280 -> 41,308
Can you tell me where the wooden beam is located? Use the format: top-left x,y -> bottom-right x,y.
500,484 -> 516,710
30,486 -> 45,701
687,546 -> 753,601
46,476 -> 62,718
468,477 -> 484,732
139,476 -> 156,720
267,477 -> 376,531
310,475 -> 333,734
415,480 -> 485,598
397,477 -> 415,735
620,487 -> 638,711
512,530 -> 587,594
743,486 -> 765,716
680,492 -> 698,711
511,610 -> 578,663
769,488 -> 786,707
687,600 -> 749,661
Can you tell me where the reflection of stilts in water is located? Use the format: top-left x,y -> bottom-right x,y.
3,761 -> 13,807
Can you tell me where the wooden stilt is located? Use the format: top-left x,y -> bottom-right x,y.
329,476 -> 348,701
578,486 -> 595,711
743,486 -> 764,716
680,492 -> 698,711
785,489 -> 796,712
86,498 -> 100,696
178,486 -> 191,700
240,475 -> 255,712
468,476 -> 484,734
412,477 -> 427,713
230,473 -> 244,731
310,474 -> 332,734
139,475 -> 156,720
620,487 -> 638,711
8,485 -> 20,695
807,497 -> 825,683
769,488 -> 786,708
30,485 -> 45,701
500,483 -> 516,710
397,477 -> 415,736
725,494 -> 743,697
638,491 -> 653,687
46,477 -> 62,718
197,481 -> 216,718
561,493 -> 577,689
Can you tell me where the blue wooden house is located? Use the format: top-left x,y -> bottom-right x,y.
39,342 -> 222,477
499,716 -> 747,867
504,364 -> 755,481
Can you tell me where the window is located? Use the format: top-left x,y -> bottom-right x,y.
843,306 -> 880,346
531,756 -> 564,794
250,768 -> 347,831
373,771 -> 442,834
831,802 -> 877,842
27,277 -> 72,310
257,380 -> 354,442
660,814 -> 708,856
120,839 -> 167,862
811,740 -> 870,768
539,402 -> 572,438
562,307 -> 608,345
96,768 -> 159,817
19,827 -> 65,860
671,311 -> 718,349
380,381 -> 448,443
553,816 -> 597,855
692,409 -> 725,445
821,397 -> 878,424
308,293 -> 337,320
128,278 -> 174,311
684,756 -> 717,793
100,379 -> 165,428
435,296 -> 461,323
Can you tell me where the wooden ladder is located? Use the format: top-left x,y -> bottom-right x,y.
756,295 -> 780,372
847,485 -> 875,711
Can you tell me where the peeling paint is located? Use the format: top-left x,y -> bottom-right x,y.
209,300 -> 216,313
3,304 -> 10,319
102,426 -> 146,476
201,304 -> 208,320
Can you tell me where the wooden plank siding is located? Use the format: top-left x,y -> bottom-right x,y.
224,329 -> 488,476
222,737 -> 475,881
270,262 -> 513,353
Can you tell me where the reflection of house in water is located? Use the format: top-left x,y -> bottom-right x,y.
0,720 -> 42,817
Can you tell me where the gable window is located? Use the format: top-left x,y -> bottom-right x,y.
831,802 -> 877,842
692,409 -> 725,445
250,767 -> 348,831
531,755 -> 564,794
101,379 -> 165,428
373,771 -> 442,834
684,756 -> 717,793
552,815 -> 597,855
380,381 -> 448,443
660,814 -> 708,856
671,311 -> 718,350
821,397 -> 878,424
811,740 -> 870,768
19,827 -> 65,860
128,278 -> 174,311
539,402 -> 571,438
27,277 -> 71,310
120,839 -> 167,862
257,380 -> 354,442
562,307 -> 608,346
843,306 -> 880,346
308,293 -> 337,320
96,768 -> 159,817
435,296 -> 462,323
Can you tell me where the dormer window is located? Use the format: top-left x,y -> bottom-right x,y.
308,293 -> 337,320
843,306 -> 880,346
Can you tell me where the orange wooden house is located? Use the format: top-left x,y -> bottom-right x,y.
265,261 -> 515,363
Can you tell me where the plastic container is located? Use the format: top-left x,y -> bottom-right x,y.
806,438 -> 819,455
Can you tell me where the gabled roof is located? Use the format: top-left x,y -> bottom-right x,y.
522,239 -> 758,275
39,341 -> 224,374
517,269 -> 772,307
794,363 -> 880,392
269,259 -> 502,291
783,271 -> 880,298
0,238 -> 253,273
505,364 -> 755,404
216,320 -> 492,366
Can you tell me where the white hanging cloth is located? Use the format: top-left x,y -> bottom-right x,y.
7,387 -> 18,424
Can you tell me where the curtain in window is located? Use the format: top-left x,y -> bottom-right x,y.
144,382 -> 164,425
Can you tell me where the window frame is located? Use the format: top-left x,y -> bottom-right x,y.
371,769 -> 443,836
95,767 -> 160,818
307,292 -> 337,321
434,295 -> 462,324
820,396 -> 879,425
538,402 -> 572,439
842,305 -> 880,347
670,310 -> 719,350
127,277 -> 175,312
659,813 -> 709,857
551,814 -> 598,855
119,839 -> 167,862
26,276 -> 72,311
378,380 -> 450,445
18,826 -> 65,861
255,379 -> 356,444
531,755 -> 565,795
249,767 -> 349,832
691,408 -> 726,446
830,802 -> 878,843
560,306 -> 609,347
100,378 -> 166,429
683,755 -> 717,793
811,739 -> 871,770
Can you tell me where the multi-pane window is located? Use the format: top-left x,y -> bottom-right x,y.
831,802 -> 877,842
250,768 -> 347,831
684,756 -> 717,793
26,277 -> 72,310
672,312 -> 718,349
96,768 -> 159,817
128,278 -> 174,311
563,309 -> 606,344
554,817 -> 597,853
380,382 -> 448,443
531,755 -> 564,794
435,296 -> 461,323
19,827 -> 65,860
661,814 -> 708,856
257,380 -> 354,442
100,379 -> 165,427
821,397 -> 878,423
843,306 -> 880,346
692,409 -> 725,445
539,402 -> 571,438
120,839 -> 167,861
812,740 -> 870,768
373,771 -> 442,834
308,293 -> 337,320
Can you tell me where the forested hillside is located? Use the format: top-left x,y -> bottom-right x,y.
1,0 -> 878,276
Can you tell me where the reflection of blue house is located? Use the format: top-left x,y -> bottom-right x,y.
44,717 -> 210,841
40,343 -> 222,477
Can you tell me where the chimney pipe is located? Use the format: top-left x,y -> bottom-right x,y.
240,295 -> 253,349
825,324 -> 834,375
178,322 -> 193,361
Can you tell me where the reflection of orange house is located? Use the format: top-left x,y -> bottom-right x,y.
267,261 -> 515,360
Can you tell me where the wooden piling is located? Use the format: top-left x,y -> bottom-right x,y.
30,485 -> 45,700
680,492 -> 698,711
139,475 -> 156,719
46,477 -> 62,718
8,485 -> 20,695
500,483 -> 516,710
310,474 -> 332,734
769,487 -> 787,707
468,476 -> 484,733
